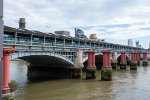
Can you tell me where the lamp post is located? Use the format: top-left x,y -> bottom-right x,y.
0,0 -> 3,99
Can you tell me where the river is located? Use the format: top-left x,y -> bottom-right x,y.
10,60 -> 150,100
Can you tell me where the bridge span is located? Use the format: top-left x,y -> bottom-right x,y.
2,25 -> 150,92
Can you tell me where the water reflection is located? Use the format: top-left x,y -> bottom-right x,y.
10,60 -> 150,100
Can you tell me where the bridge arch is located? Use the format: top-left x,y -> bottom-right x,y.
10,51 -> 76,80
11,51 -> 74,66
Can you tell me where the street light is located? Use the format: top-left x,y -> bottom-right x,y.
0,0 -> 3,99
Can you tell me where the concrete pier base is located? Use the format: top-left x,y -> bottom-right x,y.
130,61 -> 137,70
101,67 -> 112,81
142,60 -> 148,66
120,62 -> 127,69
71,68 -> 82,79
111,61 -> 117,69
86,67 -> 96,79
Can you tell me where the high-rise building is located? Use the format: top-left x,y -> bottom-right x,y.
136,41 -> 141,47
75,28 -> 87,39
135,41 -> 142,48
128,39 -> 133,47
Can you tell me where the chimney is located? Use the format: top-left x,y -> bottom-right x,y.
19,18 -> 26,29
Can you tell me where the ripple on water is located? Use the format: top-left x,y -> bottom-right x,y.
10,61 -> 150,100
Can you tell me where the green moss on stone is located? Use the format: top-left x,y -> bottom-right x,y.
71,68 -> 82,78
101,67 -> 112,81
2,94 -> 14,100
111,62 -> 117,69
143,60 -> 148,66
130,61 -> 137,70
120,61 -> 127,69
86,68 -> 96,79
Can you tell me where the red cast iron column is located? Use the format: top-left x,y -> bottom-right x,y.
86,51 -> 96,79
3,48 -> 15,92
120,52 -> 127,69
142,52 -> 148,66
101,50 -> 112,81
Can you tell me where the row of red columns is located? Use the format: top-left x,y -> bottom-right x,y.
87,51 -> 111,69
87,51 -> 148,69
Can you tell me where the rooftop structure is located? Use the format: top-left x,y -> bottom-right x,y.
54,31 -> 70,36
19,18 -> 26,29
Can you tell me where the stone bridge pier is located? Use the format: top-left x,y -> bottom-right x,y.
72,49 -> 84,78
111,52 -> 118,69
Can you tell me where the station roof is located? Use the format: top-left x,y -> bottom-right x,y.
4,26 -> 139,49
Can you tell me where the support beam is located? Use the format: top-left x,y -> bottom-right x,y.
14,31 -> 17,44
101,50 -> 112,81
63,39 -> 65,47
54,38 -> 56,46
43,36 -> 45,46
71,40 -> 74,46
2,48 -> 16,93
86,51 -> 96,79
30,34 -> 33,45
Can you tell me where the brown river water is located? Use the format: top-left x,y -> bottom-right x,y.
10,60 -> 150,100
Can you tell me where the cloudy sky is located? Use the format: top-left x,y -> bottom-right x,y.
3,0 -> 150,48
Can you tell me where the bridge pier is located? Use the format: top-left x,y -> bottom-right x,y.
111,52 -> 118,69
142,52 -> 148,66
101,50 -> 112,81
73,50 -> 84,78
120,52 -> 127,69
86,51 -> 96,79
130,52 -> 137,70
2,48 -> 15,93
136,53 -> 140,65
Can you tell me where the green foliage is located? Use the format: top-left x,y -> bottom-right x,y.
143,60 -> 148,66
9,80 -> 18,92
86,68 -> 96,79
130,61 -> 137,66
86,68 -> 97,74
2,94 -> 14,100
101,67 -> 112,81
120,61 -> 127,65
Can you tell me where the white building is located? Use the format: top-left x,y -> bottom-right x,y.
128,39 -> 133,47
